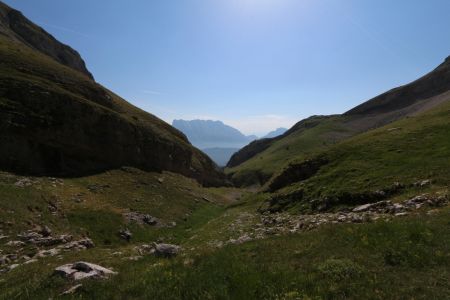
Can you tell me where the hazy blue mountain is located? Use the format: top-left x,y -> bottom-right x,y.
262,128 -> 288,139
202,148 -> 239,167
172,119 -> 256,149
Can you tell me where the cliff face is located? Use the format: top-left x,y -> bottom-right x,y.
0,1 -> 93,79
0,2 -> 226,186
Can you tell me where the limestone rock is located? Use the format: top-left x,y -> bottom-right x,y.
119,229 -> 132,242
153,243 -> 180,258
35,248 -> 60,258
124,212 -> 159,226
54,262 -> 117,281
135,244 -> 155,256
6,240 -> 25,247
62,238 -> 95,251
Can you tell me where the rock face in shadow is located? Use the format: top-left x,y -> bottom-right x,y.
0,2 -> 226,186
266,157 -> 328,192
0,1 -> 93,79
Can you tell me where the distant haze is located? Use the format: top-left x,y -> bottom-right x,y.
173,119 -> 285,166
172,119 -> 257,149
262,128 -> 287,139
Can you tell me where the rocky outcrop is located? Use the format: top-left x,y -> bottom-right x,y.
0,226 -> 95,274
132,243 -> 181,258
54,262 -> 116,280
124,212 -> 159,226
266,157 -> 328,192
264,182 -> 407,213
153,243 -> 180,258
206,193 -> 449,249
119,229 -> 132,242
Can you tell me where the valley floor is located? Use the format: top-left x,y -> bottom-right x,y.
0,169 -> 449,299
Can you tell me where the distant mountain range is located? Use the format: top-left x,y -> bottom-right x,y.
172,120 -> 257,149
262,128 -> 287,139
172,120 -> 285,166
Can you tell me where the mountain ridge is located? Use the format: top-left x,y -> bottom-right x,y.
226,56 -> 450,186
172,119 -> 257,149
0,2 -> 225,186
0,1 -> 93,79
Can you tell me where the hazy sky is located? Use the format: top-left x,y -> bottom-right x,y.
5,0 -> 450,135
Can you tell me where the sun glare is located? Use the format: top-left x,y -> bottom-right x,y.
230,0 -> 293,15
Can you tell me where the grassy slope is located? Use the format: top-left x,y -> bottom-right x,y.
227,55 -> 450,187
0,169 -> 235,247
1,84 -> 448,300
0,100 -> 449,298
265,98 -> 450,212
0,36 -> 177,138
226,115 -> 357,186
0,9 -> 449,299
0,36 -> 224,185
1,184 -> 449,299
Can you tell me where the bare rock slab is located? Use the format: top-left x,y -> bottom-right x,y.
55,262 -> 117,281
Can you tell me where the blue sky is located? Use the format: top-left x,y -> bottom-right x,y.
5,0 -> 450,136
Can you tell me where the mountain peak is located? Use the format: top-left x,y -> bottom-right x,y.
0,1 -> 93,79
172,119 -> 256,149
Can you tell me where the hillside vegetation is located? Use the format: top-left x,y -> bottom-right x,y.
0,2 -> 449,299
227,57 -> 450,187
264,99 -> 450,213
0,168 -> 448,299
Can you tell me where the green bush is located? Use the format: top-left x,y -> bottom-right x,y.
317,259 -> 364,281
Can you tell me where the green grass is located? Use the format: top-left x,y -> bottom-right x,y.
267,99 -> 450,212
1,27 -> 450,300
0,161 -> 449,299
0,168 -> 231,249
1,205 -> 449,299
226,115 -> 358,186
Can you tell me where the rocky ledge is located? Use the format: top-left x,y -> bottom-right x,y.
0,226 -> 94,274
208,193 -> 448,248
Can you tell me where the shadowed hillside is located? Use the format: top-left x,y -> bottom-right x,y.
0,1 -> 92,79
0,2 -> 225,186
